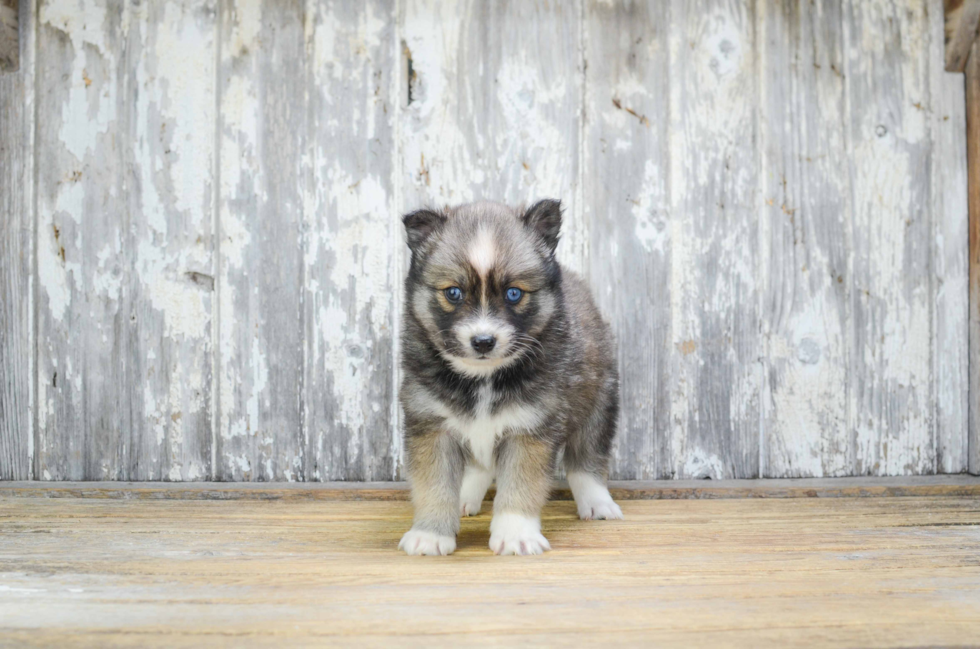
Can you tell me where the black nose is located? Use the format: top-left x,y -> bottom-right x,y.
471,335 -> 496,354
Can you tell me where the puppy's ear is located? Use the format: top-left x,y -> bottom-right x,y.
403,209 -> 446,254
521,199 -> 562,255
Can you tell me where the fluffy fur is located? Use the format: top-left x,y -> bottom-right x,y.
399,199 -> 622,556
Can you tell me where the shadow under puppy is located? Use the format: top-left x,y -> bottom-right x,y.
398,199 -> 622,556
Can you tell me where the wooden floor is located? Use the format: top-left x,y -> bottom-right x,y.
2,482 -> 980,647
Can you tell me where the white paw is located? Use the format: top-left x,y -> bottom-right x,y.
398,529 -> 456,556
460,500 -> 483,516
489,512 -> 551,556
568,471 -> 624,521
577,499 -> 623,521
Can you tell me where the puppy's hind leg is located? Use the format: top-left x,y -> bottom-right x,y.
459,463 -> 493,516
564,393 -> 623,521
566,471 -> 623,521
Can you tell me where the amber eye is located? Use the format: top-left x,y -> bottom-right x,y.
444,287 -> 463,304
504,287 -> 523,304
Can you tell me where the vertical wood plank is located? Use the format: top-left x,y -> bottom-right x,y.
0,0 -> 33,480
759,0 -> 849,477
35,0 -> 215,480
303,0 -> 398,481
843,0 -> 934,475
0,0 -> 17,71
968,40 -> 980,475
668,0 -> 761,479
583,0 -> 671,479
931,2 -> 970,474
217,0 -> 306,480
399,0 -> 584,274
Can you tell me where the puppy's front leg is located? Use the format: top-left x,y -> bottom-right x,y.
399,429 -> 465,556
490,434 -> 557,556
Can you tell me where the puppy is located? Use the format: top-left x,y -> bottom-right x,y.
397,199 -> 622,556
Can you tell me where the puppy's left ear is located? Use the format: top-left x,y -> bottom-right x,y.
403,208 -> 446,254
521,199 -> 562,255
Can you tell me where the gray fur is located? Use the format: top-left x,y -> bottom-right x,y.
399,200 -> 621,555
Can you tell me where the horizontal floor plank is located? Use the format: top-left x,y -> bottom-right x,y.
0,496 -> 978,647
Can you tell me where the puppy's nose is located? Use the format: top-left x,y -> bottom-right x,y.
471,335 -> 496,354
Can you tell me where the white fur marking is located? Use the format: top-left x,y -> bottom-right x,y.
489,512 -> 550,555
405,386 -> 545,470
460,464 -> 494,516
450,385 -> 543,469
398,529 -> 456,556
468,227 -> 496,276
568,472 -> 624,521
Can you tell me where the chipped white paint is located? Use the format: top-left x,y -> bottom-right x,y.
33,0 -> 216,480
1,0 -> 971,481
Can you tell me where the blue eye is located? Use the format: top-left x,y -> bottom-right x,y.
444,287 -> 463,303
505,287 -> 524,304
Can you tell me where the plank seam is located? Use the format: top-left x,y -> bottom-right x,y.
391,0 -> 404,481
840,0 -> 856,474
28,0 -> 37,482
210,0 -> 222,482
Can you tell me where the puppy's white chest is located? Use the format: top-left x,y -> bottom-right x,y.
444,386 -> 542,468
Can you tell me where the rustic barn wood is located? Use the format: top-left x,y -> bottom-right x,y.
667,0 -> 761,479
968,40 -> 980,475
583,0 -> 671,479
932,2 -> 971,474
0,0 -> 31,479
1,475 -> 979,501
944,0 -> 980,72
216,0 -> 308,481
216,0 -> 400,482
2,494 -> 980,646
759,0 -> 849,477
34,0 -> 216,480
302,0 -> 400,482
0,0 -> 16,72
844,1 -> 935,475
0,0 -> 974,481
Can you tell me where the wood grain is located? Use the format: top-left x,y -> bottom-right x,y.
216,0 -> 307,480
0,0 -> 16,72
944,0 -> 980,72
302,0 -> 399,481
668,0 -> 761,479
398,0 -> 585,273
969,39 -> 980,475
34,0 -> 216,480
0,475 -> 978,500
759,0 -> 849,477
0,0 -> 973,482
1,495 -> 978,647
844,0 -> 935,475
0,0 -> 32,480
583,1 -> 671,480
931,2 -> 971,474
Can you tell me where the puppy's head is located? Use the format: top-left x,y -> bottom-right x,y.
403,200 -> 562,378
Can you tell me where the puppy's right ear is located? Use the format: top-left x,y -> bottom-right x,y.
403,209 -> 446,254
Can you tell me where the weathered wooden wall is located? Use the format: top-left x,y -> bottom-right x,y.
0,0 -> 971,481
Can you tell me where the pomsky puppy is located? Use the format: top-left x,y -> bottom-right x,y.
398,199 -> 622,556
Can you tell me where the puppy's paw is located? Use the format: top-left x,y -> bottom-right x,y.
398,529 -> 456,556
460,500 -> 483,516
568,472 -> 625,521
489,512 -> 551,556
577,499 -> 624,521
